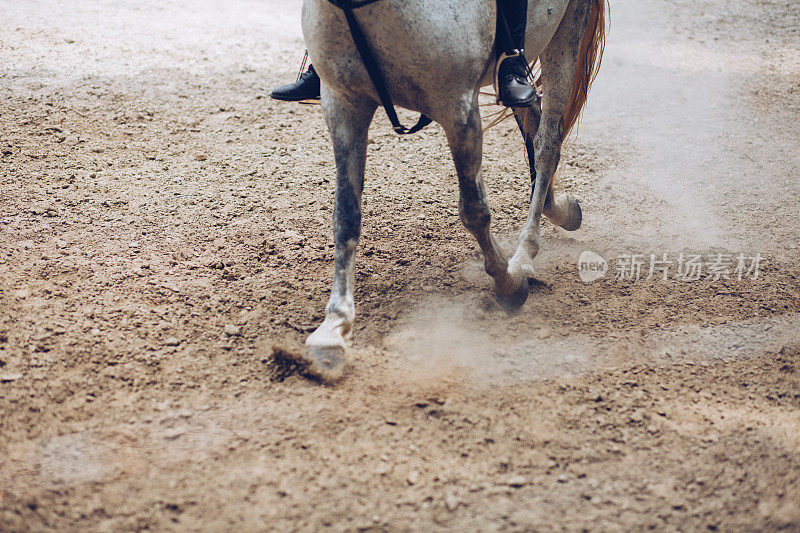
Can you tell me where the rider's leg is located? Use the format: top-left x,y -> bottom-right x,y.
271,59 -> 321,102
495,0 -> 536,108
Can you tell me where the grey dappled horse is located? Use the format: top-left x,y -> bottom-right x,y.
298,0 -> 606,380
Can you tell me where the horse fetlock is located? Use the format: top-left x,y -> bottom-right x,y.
309,310 -> 352,345
484,257 -> 506,278
492,263 -> 525,296
325,296 -> 355,323
544,195 -> 582,231
482,247 -> 508,277
516,231 -> 541,261
508,254 -> 536,280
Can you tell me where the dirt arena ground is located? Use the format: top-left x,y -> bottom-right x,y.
1,0 -> 799,530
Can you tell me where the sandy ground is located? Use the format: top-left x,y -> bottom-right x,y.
1,0 -> 800,530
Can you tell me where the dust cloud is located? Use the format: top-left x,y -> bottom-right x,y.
384,297 -> 595,386
580,0 -> 782,252
386,0 -> 799,380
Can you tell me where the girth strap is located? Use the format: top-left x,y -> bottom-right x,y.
328,0 -> 432,135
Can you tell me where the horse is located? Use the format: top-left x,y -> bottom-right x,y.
295,0 -> 606,380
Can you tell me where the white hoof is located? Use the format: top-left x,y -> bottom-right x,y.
303,344 -> 346,383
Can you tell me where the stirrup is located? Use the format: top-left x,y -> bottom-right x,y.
494,49 -> 523,106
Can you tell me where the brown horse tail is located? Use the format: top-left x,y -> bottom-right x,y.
563,0 -> 607,139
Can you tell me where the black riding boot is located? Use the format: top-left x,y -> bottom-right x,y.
271,64 -> 321,102
495,0 -> 536,107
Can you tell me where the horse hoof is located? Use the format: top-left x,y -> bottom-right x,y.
560,196 -> 582,231
494,277 -> 529,314
303,345 -> 346,383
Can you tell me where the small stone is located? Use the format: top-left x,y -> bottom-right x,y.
507,476 -> 527,488
557,474 -> 569,483
64,135 -> 80,146
165,336 -> 181,346
194,153 -> 207,161
0,373 -> 22,382
444,492 -> 460,511
14,289 -> 30,299
224,324 -> 241,336
163,429 -> 185,441
407,470 -> 420,485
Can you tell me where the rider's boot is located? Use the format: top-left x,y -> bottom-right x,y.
271,64 -> 321,102
495,0 -> 537,108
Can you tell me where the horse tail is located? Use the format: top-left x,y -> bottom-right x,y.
562,0 -> 607,138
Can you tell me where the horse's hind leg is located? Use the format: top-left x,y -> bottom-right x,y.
508,0 -> 591,273
513,108 -> 583,233
444,102 -> 528,311
303,89 -> 376,381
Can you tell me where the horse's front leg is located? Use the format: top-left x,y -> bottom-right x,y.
444,102 -> 528,311
304,89 -> 376,381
